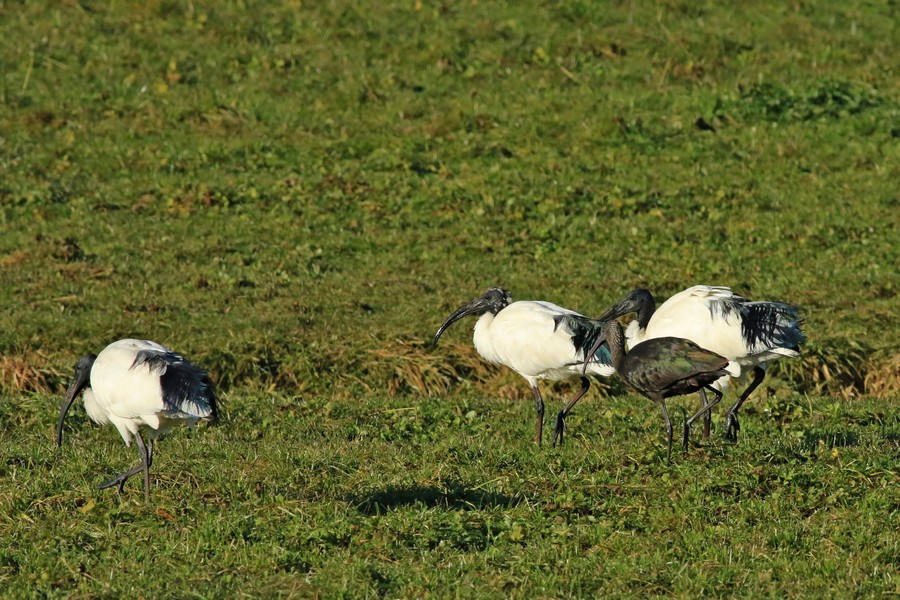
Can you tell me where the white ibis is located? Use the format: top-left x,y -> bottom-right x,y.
584,320 -> 739,461
56,339 -> 218,502
596,285 -> 805,442
432,288 -> 615,446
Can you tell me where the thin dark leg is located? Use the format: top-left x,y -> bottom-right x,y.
683,387 -> 724,455
532,385 -> 545,446
98,431 -> 153,502
725,366 -> 765,443
138,433 -> 151,502
698,388 -> 712,440
659,402 -> 673,464
552,377 -> 590,447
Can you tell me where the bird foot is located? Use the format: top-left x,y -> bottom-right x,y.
724,413 -> 740,443
97,475 -> 129,494
552,411 -> 566,446
681,422 -> 691,455
97,464 -> 143,494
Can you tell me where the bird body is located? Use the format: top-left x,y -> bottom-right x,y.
585,320 -> 736,460
57,339 -> 217,501
81,340 -> 215,442
622,286 -> 803,372
619,336 -> 738,399
598,285 -> 804,440
433,288 -> 613,445
472,300 -> 615,384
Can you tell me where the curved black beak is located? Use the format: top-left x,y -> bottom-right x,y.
581,330 -> 608,376
56,382 -> 83,447
432,297 -> 492,345
56,357 -> 93,447
595,298 -> 636,324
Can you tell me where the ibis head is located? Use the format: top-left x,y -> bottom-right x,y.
56,354 -> 96,447
596,288 -> 655,327
433,287 -> 512,345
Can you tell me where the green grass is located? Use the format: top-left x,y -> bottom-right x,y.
3,392 -> 898,597
0,0 -> 898,597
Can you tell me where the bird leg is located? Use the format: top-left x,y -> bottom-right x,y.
682,386 -> 724,455
532,385 -> 545,446
552,377 -> 590,447
98,431 -> 153,502
724,366 -> 765,443
659,402 -> 673,464
697,388 -> 712,440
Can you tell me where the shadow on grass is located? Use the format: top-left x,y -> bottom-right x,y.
352,481 -> 523,515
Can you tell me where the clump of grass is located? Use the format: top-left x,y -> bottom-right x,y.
370,338 -> 497,397
863,352 -> 900,398
779,340 -> 869,399
0,350 -> 63,395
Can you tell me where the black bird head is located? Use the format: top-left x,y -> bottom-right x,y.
432,287 -> 512,345
596,288 -> 655,327
56,353 -> 96,447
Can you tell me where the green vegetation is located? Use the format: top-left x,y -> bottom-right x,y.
1,0 -> 897,597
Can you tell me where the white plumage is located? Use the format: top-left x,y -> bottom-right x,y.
433,288 -> 614,445
598,285 -> 805,441
472,301 -> 615,384
57,338 -> 218,501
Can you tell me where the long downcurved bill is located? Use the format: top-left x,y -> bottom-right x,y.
56,380 -> 86,447
581,332 -> 608,377
432,298 -> 490,345
594,299 -> 632,324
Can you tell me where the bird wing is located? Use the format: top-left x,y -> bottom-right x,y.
740,301 -> 805,355
486,301 -> 599,378
528,300 -> 583,316
644,287 -> 804,361
131,349 -> 218,420
91,339 -> 217,423
626,337 -> 730,394
552,313 -> 613,367
640,286 -> 749,359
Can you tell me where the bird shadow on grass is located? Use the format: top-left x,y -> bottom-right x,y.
351,481 -> 523,515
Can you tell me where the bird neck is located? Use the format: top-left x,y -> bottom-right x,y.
604,321 -> 628,373
636,295 -> 655,330
82,389 -> 109,425
472,312 -> 500,363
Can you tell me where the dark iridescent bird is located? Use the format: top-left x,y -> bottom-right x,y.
584,319 -> 738,461
596,285 -> 805,442
433,288 -> 614,446
57,339 -> 218,502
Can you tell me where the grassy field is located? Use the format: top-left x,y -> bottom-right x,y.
1,0 -> 898,597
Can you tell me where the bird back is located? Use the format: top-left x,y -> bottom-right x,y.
624,337 -> 730,396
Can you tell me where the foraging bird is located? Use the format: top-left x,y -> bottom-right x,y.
596,285 -> 805,442
583,320 -> 738,461
432,288 -> 614,446
56,339 -> 218,502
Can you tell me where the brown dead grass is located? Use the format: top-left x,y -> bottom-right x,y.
0,340 -> 896,401
863,352 -> 900,399
0,351 -> 64,394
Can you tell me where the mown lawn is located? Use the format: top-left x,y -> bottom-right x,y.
0,0 -> 897,597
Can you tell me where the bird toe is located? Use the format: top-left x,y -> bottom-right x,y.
724,413 -> 740,442
552,412 -> 566,446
